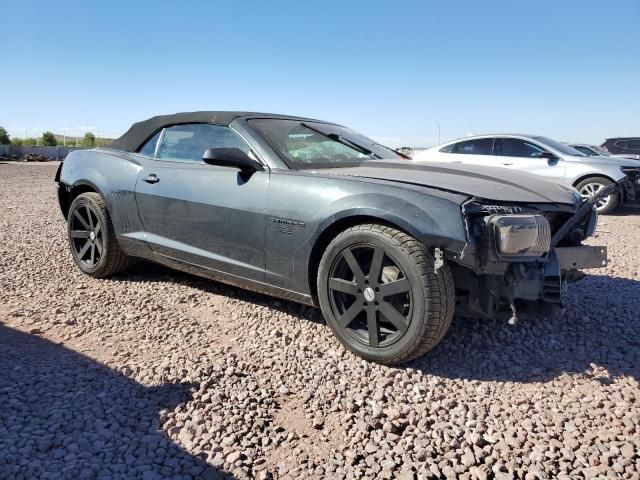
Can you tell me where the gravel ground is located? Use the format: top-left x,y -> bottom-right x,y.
0,162 -> 638,480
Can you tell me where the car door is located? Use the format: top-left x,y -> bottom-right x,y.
441,137 -> 496,165
133,123 -> 269,282
493,137 -> 566,182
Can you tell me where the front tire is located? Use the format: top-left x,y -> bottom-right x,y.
576,177 -> 619,215
317,224 -> 455,365
67,192 -> 131,277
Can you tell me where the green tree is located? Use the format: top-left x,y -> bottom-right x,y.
0,127 -> 10,145
11,137 -> 24,146
81,132 -> 96,147
24,138 -> 38,146
42,131 -> 58,146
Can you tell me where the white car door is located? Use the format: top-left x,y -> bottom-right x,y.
493,137 -> 566,182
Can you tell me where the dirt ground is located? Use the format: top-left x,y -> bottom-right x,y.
1,162 -> 638,479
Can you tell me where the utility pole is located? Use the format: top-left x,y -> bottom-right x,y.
436,124 -> 441,145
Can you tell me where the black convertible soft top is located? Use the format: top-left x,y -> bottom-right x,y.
108,111 -> 317,152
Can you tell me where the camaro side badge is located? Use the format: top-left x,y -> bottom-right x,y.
269,217 -> 306,235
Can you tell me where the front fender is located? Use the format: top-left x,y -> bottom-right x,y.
308,191 -> 468,252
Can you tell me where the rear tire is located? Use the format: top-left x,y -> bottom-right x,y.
67,192 -> 132,277
317,224 -> 455,365
575,177 -> 619,215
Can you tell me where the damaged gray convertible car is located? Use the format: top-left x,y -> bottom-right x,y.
56,112 -> 609,364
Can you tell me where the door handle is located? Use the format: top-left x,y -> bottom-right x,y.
501,162 -> 513,166
143,174 -> 160,184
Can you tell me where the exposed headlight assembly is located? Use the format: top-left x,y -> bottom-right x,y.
491,215 -> 551,257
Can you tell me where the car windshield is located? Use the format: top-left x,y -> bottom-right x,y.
248,119 -> 404,168
533,136 -> 586,156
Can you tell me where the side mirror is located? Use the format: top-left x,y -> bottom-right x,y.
202,148 -> 264,172
537,151 -> 558,160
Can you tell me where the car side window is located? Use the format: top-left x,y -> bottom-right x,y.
155,124 -> 253,163
628,140 -> 640,151
449,138 -> 493,155
439,144 -> 454,153
137,131 -> 162,157
497,138 -> 546,158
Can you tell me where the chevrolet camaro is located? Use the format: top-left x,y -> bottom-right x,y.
55,112 -> 608,364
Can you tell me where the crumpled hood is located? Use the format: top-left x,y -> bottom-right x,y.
314,160 -> 579,205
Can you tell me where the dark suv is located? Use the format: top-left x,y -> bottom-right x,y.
601,137 -> 640,159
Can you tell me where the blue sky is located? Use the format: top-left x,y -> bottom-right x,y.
2,0 -> 639,147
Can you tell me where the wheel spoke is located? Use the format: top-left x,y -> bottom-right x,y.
85,206 -> 94,229
367,309 -> 379,347
378,278 -> 410,297
90,243 -> 96,266
337,301 -> 363,328
368,247 -> 385,283
329,278 -> 359,296
95,238 -> 103,255
70,230 -> 89,239
77,240 -> 91,259
379,300 -> 409,333
94,222 -> 101,236
74,210 -> 90,230
342,248 -> 365,285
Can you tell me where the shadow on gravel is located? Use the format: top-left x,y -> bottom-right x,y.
0,325 -> 231,480
117,263 -> 640,384
120,261 -> 326,326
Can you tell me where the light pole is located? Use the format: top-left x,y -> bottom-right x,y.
436,123 -> 441,145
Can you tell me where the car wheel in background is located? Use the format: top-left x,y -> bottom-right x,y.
575,177 -> 619,215
67,192 -> 132,277
317,224 -> 455,365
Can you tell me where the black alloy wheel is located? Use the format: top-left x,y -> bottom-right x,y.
327,243 -> 412,348
70,203 -> 103,269
318,224 -> 455,364
67,192 -> 131,277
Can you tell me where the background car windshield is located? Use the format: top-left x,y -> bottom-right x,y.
248,119 -> 403,168
534,136 -> 586,156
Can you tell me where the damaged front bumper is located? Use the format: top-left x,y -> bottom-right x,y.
453,189 -> 610,321
453,243 -> 608,320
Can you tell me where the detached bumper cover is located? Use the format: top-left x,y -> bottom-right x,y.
555,246 -> 608,270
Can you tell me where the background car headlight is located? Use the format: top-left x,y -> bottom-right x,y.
491,215 -> 551,257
